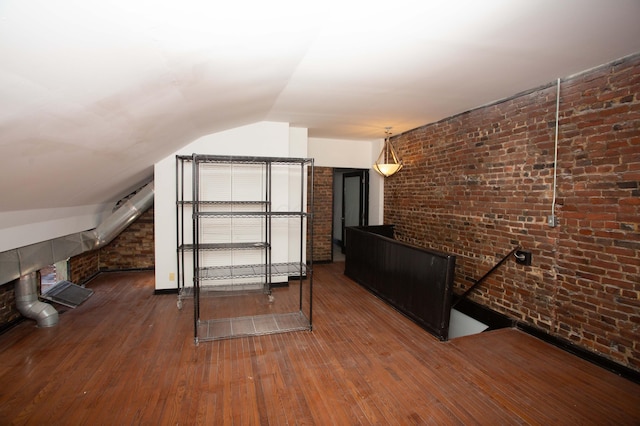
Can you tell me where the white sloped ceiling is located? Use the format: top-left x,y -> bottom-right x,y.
1,0 -> 639,211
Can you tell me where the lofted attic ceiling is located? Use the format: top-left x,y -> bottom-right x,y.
1,0 -> 640,212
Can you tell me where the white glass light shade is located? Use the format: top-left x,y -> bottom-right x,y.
373,135 -> 403,177
373,162 -> 402,177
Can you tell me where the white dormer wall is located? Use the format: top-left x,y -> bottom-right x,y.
154,121 -> 307,291
155,122 -> 382,291
288,127 -> 309,265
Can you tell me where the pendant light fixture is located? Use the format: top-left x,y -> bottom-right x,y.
373,127 -> 403,177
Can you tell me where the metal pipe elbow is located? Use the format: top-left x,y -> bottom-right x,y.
15,272 -> 59,328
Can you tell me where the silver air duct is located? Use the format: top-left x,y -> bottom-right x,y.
3,181 -> 154,326
15,272 -> 59,328
82,181 -> 155,250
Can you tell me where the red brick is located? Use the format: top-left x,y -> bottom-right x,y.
385,54 -> 640,372
308,167 -> 333,262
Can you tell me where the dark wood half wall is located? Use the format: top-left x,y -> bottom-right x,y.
345,226 -> 456,340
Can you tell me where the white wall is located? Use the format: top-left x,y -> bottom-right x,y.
308,137 -> 385,226
0,203 -> 112,253
368,139 -> 385,226
288,127 -> 309,262
154,121 -> 308,290
308,137 -> 374,169
289,127 -> 308,157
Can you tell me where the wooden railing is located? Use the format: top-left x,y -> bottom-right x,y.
344,226 -> 456,340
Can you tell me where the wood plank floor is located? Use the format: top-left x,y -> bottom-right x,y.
1,262 -> 639,425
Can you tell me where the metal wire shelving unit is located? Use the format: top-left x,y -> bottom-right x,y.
176,154 -> 314,343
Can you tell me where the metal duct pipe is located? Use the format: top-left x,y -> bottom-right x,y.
15,272 -> 59,327
82,181 -> 155,250
2,181 -> 154,326
0,181 -> 155,286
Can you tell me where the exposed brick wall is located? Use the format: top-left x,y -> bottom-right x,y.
0,283 -> 20,329
385,54 -> 640,371
308,167 -> 333,262
99,207 -> 155,270
69,249 -> 100,284
69,207 -> 155,283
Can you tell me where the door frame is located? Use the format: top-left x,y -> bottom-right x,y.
336,169 -> 369,253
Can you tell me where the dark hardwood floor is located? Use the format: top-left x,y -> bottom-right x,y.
1,263 -> 639,425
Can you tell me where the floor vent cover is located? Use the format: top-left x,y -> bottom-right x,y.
41,281 -> 93,308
